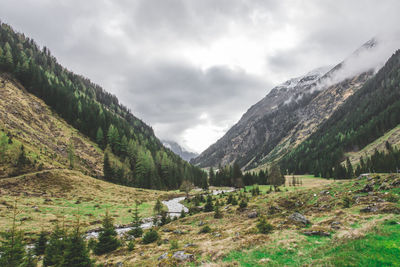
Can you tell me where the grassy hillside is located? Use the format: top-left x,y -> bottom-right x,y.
0,169 -> 181,236
82,173 -> 400,266
0,73 -> 106,178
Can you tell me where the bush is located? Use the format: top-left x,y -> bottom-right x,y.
199,226 -> 211,234
128,227 -> 143,238
256,217 -> 273,234
142,229 -> 159,244
239,199 -> 248,209
342,196 -> 353,208
214,206 -> 223,219
127,240 -> 135,251
170,240 -> 179,250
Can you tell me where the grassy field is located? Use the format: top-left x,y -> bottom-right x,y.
0,169 -> 183,236
83,173 -> 400,266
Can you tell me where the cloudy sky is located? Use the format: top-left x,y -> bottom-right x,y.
1,0 -> 399,153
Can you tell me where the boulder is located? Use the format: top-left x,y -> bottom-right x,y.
288,212 -> 311,226
173,230 -> 184,235
360,205 -> 379,213
303,230 -> 330,237
172,251 -> 194,262
330,221 -> 341,230
247,211 -> 258,218
158,253 -> 168,261
359,183 -> 374,193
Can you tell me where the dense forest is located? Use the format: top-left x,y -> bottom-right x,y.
0,22 -> 206,190
280,49 -> 400,179
209,163 -> 285,188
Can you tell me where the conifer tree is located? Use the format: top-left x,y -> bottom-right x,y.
204,195 -> 214,212
128,202 -> 143,238
43,224 -> 66,267
34,230 -> 47,256
0,200 -> 26,267
61,219 -> 93,267
103,151 -> 113,181
153,199 -> 163,215
96,127 -> 104,149
94,211 -> 120,255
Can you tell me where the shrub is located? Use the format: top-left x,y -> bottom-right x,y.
256,217 -> 273,234
199,226 -> 211,234
142,229 -> 159,244
170,240 -> 179,250
239,200 -> 248,209
127,240 -> 135,251
214,206 -> 223,219
342,196 -> 353,208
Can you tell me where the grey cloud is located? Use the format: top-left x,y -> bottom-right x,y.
1,0 -> 400,152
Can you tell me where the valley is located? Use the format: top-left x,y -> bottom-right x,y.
0,9 -> 400,267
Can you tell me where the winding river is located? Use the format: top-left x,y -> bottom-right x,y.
86,188 -> 234,238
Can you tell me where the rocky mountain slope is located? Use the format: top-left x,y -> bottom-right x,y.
192,38 -> 394,170
162,140 -> 198,162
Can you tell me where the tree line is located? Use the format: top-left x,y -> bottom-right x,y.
208,162 -> 285,188
0,22 -> 207,190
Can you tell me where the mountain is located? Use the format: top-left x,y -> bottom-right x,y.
280,48 -> 400,178
162,140 -> 198,161
0,22 -> 206,190
192,38 -> 395,170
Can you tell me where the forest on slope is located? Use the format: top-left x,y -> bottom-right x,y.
0,22 -> 206,190
280,49 -> 400,178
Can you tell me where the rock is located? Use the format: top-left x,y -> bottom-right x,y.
330,221 -> 341,230
115,262 -> 123,267
158,253 -> 168,261
359,183 -> 374,193
197,221 -> 205,226
184,243 -> 196,248
303,230 -> 331,237
213,233 -> 221,237
319,190 -> 330,195
172,251 -> 194,262
162,239 -> 169,244
360,205 -> 379,213
258,258 -> 272,264
162,229 -> 172,232
247,211 -> 258,218
288,212 -> 311,226
173,230 -> 184,235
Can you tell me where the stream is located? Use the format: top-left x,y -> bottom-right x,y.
85,188 -> 234,239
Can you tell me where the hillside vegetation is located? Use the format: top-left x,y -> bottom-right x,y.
0,22 -> 206,190
281,49 -> 400,178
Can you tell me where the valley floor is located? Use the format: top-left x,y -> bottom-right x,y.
1,173 -> 400,266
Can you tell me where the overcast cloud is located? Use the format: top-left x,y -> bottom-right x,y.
1,0 -> 399,153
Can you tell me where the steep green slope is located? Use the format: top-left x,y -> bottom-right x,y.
281,49 -> 400,178
0,22 -> 206,189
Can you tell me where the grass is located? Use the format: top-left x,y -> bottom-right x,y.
223,219 -> 400,266
0,169 -> 182,236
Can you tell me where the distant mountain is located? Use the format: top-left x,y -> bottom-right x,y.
192,37 -> 395,170
162,140 -> 198,162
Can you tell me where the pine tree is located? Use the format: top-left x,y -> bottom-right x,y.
61,221 -> 93,267
94,211 -> 120,255
67,140 -> 75,169
34,230 -> 47,256
96,127 -> 104,149
128,202 -> 143,238
153,199 -> 163,215
204,195 -> 214,212
103,151 -> 113,181
43,224 -> 66,266
0,200 -> 26,267
209,167 -> 215,185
